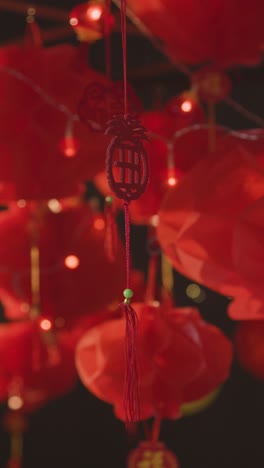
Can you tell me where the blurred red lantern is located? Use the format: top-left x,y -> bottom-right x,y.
0,321 -> 76,412
157,144 -> 264,300
76,302 -> 232,421
235,321 -> 264,379
229,196 -> 264,320
126,0 -> 264,67
0,43 -> 109,201
0,204 -> 124,326
69,1 -> 115,42
128,441 -> 179,468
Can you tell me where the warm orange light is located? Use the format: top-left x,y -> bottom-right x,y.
8,395 -> 24,411
69,17 -> 78,26
60,136 -> 79,158
65,255 -> 80,269
181,100 -> 192,113
40,318 -> 52,331
48,199 -> 62,213
93,217 -> 105,231
167,176 -> 177,187
86,5 -> 103,21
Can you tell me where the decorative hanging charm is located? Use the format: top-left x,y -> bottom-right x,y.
127,441 -> 179,468
78,81 -> 142,132
106,114 -> 148,202
104,0 -> 149,423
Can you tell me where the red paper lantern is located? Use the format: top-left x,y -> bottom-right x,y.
0,204 -> 125,326
0,43 -> 109,201
76,303 -> 232,421
157,144 -> 264,300
128,441 -> 179,468
126,0 -> 264,66
0,321 -> 77,412
235,321 -> 264,379
229,196 -> 264,320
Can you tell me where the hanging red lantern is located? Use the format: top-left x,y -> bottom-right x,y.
126,0 -> 264,67
157,144 -> 264,300
0,204 -> 125,326
234,321 -> 264,379
127,441 -> 179,468
0,43 -> 110,201
69,1 -> 115,43
76,302 -> 232,421
228,196 -> 264,320
0,321 -> 77,412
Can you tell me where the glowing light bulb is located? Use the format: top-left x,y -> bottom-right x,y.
86,5 -> 103,21
93,217 -> 105,231
181,100 -> 192,113
69,17 -> 78,26
167,176 -> 177,187
60,136 -> 79,158
8,395 -> 23,411
48,199 -> 62,213
65,255 -> 80,269
150,215 -> 159,227
40,318 -> 52,331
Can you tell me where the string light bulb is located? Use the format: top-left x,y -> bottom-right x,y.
39,318 -> 52,332
59,119 -> 80,158
8,395 -> 24,411
65,255 -> 80,269
181,100 -> 193,113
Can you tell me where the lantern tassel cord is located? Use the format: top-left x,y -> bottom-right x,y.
120,201 -> 140,423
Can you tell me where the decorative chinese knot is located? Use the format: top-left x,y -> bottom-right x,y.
127,442 -> 179,468
105,0 -> 149,423
78,81 -> 142,132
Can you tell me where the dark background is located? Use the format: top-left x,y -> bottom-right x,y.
0,1 -> 264,467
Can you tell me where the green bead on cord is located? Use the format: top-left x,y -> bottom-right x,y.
105,195 -> 113,205
123,288 -> 134,304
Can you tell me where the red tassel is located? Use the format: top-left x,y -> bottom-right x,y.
120,301 -> 140,423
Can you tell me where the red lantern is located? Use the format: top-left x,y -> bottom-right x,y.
229,196 -> 264,320
127,441 -> 179,468
0,43 -> 110,201
0,204 -> 125,326
235,321 -> 264,379
126,0 -> 264,66
157,144 -> 264,300
0,321 -> 77,412
76,302 -> 232,421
